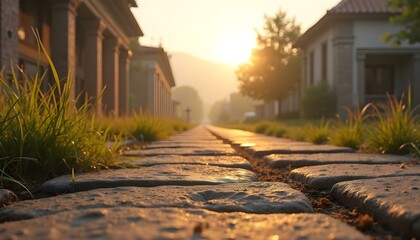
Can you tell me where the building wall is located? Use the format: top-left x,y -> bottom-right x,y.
0,0 -> 141,117
353,19 -> 420,49
0,0 -> 19,76
352,19 -> 420,106
301,17 -> 420,110
302,28 -> 335,88
130,59 -> 175,118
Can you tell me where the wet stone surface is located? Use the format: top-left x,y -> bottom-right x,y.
40,164 -> 257,194
265,153 -> 416,168
150,139 -> 225,145
120,155 -> 254,171
144,142 -> 231,149
290,163 -> 420,190
0,182 -> 313,222
331,176 -> 420,239
123,147 -> 237,157
0,207 -> 368,240
245,143 -> 354,157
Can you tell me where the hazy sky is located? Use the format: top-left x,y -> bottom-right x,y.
132,0 -> 341,65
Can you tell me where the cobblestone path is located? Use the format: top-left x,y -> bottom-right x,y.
0,125 -> 419,239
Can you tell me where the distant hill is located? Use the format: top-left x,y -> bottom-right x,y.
169,52 -> 238,105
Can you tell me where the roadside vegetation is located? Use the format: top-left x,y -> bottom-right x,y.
223,93 -> 420,158
0,34 -> 191,193
100,113 -> 192,143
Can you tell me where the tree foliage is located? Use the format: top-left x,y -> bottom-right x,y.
208,99 -> 229,124
172,85 -> 204,123
385,0 -> 420,44
236,10 -> 301,104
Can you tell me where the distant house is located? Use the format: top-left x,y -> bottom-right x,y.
0,0 -> 143,116
130,45 -> 177,118
294,0 -> 420,112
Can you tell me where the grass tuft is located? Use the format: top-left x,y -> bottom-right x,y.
367,92 -> 420,154
330,104 -> 370,149
304,120 -> 331,144
0,31 -> 115,190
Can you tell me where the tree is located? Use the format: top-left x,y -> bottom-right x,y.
208,99 -> 229,124
384,0 -> 420,44
172,85 -> 204,123
236,10 -> 301,114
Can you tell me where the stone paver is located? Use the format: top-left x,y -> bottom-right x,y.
331,176 -> 420,239
121,155 -> 253,171
0,189 -> 18,207
206,126 -> 257,138
290,163 -> 420,190
246,143 -> 354,157
40,164 -> 257,194
266,153 -> 417,168
144,142 -> 231,149
2,125 -> 417,239
123,147 -> 236,157
0,207 -> 368,240
0,182 -> 313,222
228,136 -> 291,145
167,136 -> 220,141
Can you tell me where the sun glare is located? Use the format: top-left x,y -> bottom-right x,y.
217,32 -> 255,65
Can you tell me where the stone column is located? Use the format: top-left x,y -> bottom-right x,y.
83,18 -> 105,116
51,0 -> 81,100
333,20 -> 354,114
147,70 -> 155,115
159,80 -> 163,116
154,73 -> 158,116
0,0 -> 19,76
412,54 -> 420,108
356,52 -> 366,106
119,48 -> 130,116
102,37 -> 120,116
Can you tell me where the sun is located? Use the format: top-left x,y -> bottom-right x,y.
217,32 -> 255,65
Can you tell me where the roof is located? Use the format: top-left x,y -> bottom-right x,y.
294,0 -> 401,48
329,0 -> 395,14
138,46 -> 176,87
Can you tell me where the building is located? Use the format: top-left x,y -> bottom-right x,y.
294,0 -> 420,112
0,0 -> 143,116
130,45 -> 176,118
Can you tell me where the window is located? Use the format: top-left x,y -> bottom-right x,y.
309,51 -> 314,86
321,42 -> 327,81
19,0 -> 42,47
365,66 -> 394,95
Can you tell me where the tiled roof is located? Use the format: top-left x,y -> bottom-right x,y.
329,0 -> 399,14
293,0 -> 401,47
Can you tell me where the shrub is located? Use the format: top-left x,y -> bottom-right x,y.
254,121 -> 272,134
301,81 -> 336,119
265,124 -> 287,137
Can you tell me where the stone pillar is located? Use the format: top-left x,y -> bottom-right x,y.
333,20 -> 354,114
51,0 -> 81,99
159,80 -> 163,116
412,54 -> 420,108
147,70 -> 155,115
0,0 -> 19,76
83,18 -> 105,116
119,48 -> 130,116
154,73 -> 158,116
102,37 -> 120,116
356,52 -> 366,106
